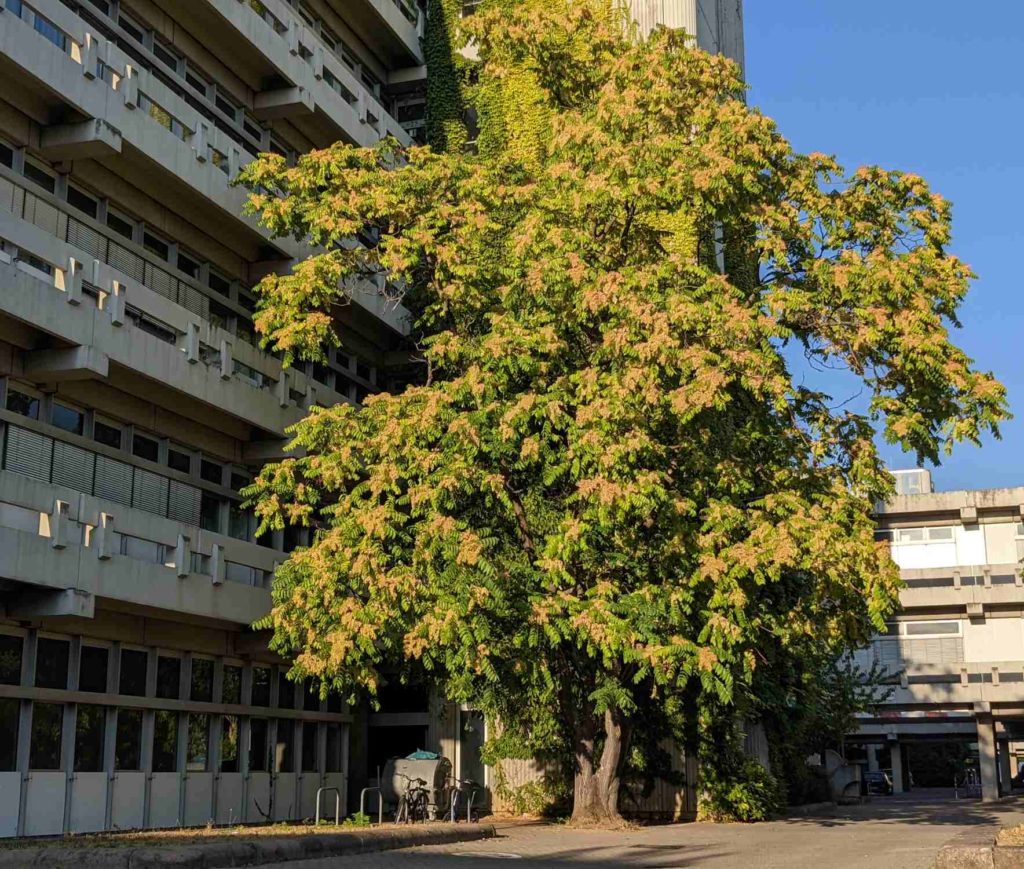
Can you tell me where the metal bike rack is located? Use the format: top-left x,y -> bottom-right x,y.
359,785 -> 384,825
315,786 -> 341,826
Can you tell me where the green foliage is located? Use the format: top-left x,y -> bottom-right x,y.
342,812 -> 372,828
698,756 -> 783,822
239,1 -> 1007,823
425,0 -> 469,152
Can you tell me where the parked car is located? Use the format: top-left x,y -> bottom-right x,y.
864,770 -> 894,795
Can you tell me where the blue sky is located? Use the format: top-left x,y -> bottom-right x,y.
745,2 -> 1022,492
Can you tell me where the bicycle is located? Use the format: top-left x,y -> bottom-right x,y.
394,774 -> 430,824
443,777 -> 482,823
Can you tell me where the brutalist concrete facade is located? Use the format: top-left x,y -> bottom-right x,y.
0,0 -> 424,836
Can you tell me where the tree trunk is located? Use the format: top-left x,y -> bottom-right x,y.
570,707 -> 632,826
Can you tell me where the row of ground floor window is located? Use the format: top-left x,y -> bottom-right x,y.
0,625 -> 352,836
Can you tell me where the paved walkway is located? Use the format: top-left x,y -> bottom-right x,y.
263,791 -> 1024,868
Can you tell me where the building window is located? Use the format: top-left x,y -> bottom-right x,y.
252,667 -> 271,707
222,665 -> 242,705
229,502 -> 252,541
220,715 -> 239,772
142,230 -> 170,261
51,401 -> 85,435
6,386 -> 40,420
106,208 -> 135,241
74,705 -> 106,772
156,655 -> 181,699
35,638 -> 69,689
0,139 -> 12,168
177,251 -> 200,279
93,418 -> 123,450
167,446 -> 192,474
325,724 -> 343,773
22,158 -> 55,193
79,645 -> 109,693
152,36 -> 181,72
132,432 -> 160,462
153,710 -> 178,772
903,621 -> 960,637
301,721 -> 318,772
249,717 -> 269,771
277,672 -> 293,709
303,679 -> 320,712
30,702 -> 64,770
275,720 -> 294,772
199,493 -> 222,532
186,714 -> 210,771
67,184 -> 99,218
0,634 -> 23,685
190,658 -> 214,702
200,459 -> 223,485
115,708 -> 142,770
119,648 -> 148,696
0,699 -> 18,770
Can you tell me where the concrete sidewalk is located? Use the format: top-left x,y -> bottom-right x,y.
259,791 -> 1024,869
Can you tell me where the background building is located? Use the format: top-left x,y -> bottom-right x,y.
852,469 -> 1024,801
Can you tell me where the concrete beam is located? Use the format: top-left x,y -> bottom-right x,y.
254,86 -> 314,120
6,588 -> 95,619
234,630 -> 274,657
242,438 -> 294,463
23,344 -> 109,381
40,119 -> 122,160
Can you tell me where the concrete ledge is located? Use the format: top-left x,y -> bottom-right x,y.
0,824 -> 496,868
933,826 -> 998,868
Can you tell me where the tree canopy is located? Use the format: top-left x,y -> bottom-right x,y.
238,1 -> 1007,823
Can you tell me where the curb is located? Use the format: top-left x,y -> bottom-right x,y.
0,824 -> 496,869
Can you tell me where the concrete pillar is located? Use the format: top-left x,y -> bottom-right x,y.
1000,742 -> 1014,796
867,745 -> 879,773
977,712 -> 1000,802
889,741 -> 904,794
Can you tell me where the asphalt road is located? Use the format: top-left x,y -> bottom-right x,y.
261,791 -> 1024,869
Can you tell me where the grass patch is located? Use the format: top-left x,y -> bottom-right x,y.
0,820 -> 385,851
998,824 -> 1024,846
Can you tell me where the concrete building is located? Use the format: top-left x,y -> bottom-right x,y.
0,0 -> 429,837
626,0 -> 744,70
853,469 -> 1024,802
0,0 -> 745,837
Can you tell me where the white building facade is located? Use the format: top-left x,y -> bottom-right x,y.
854,470 -> 1024,801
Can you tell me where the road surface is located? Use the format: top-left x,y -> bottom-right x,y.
263,790 -> 1024,868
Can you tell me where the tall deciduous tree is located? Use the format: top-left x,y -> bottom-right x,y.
238,2 -> 1006,824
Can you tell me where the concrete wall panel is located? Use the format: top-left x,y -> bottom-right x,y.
214,773 -> 245,825
183,772 -> 214,827
69,772 -> 108,833
245,772 -> 271,822
273,773 -> 298,821
148,772 -> 182,829
0,772 -> 20,837
298,773 -> 321,821
111,772 -> 146,831
23,772 -> 66,836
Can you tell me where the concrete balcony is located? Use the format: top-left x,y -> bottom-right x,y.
882,660 -> 1024,708
341,0 -> 425,66
150,0 -> 412,147
0,253 -> 337,439
899,564 -> 1024,612
0,0 -> 412,334
0,468 -> 275,626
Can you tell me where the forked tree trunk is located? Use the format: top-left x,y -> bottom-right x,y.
570,707 -> 632,826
